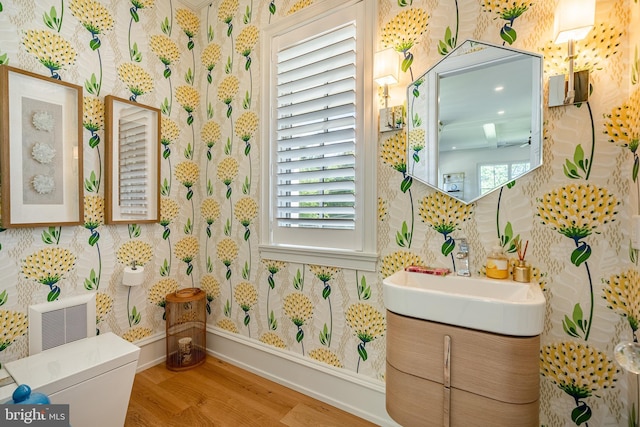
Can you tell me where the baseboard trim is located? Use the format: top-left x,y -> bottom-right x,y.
206,327 -> 399,427
133,329 -> 398,426
133,332 -> 166,372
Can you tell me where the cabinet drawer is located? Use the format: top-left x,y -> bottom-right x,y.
386,362 -> 539,427
387,310 -> 539,404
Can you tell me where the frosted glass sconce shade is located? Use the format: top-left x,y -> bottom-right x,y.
553,0 -> 595,44
374,48 -> 399,86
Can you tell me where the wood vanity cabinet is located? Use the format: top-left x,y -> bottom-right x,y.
386,310 -> 540,426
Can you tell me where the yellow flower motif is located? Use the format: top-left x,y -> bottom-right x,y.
308,348 -> 343,368
69,0 -> 114,35
309,265 -> 339,282
378,197 -> 388,221
116,240 -> 153,266
217,157 -> 239,185
218,0 -> 239,24
83,96 -> 104,132
217,318 -> 239,333
537,184 -> 619,240
346,303 -> 386,342
175,161 -> 200,187
201,198 -> 221,225
202,120 -> 222,148
176,8 -> 200,38
235,111 -> 259,142
217,238 -> 238,266
174,236 -> 199,263
117,63 -> 154,96
380,250 -> 424,278
540,341 -> 618,399
202,43 -> 222,71
605,88 -> 640,151
234,197 -> 258,227
380,9 -> 428,53
22,247 -> 76,286
161,117 -> 180,145
419,192 -> 474,235
287,0 -> 313,15
160,197 -> 179,226
0,310 -> 28,351
22,30 -> 77,74
408,128 -> 425,152
235,25 -> 259,56
283,292 -> 313,326
263,259 -> 286,274
95,292 -> 113,322
200,274 -> 221,301
234,282 -> 258,311
603,269 -> 640,332
176,85 -> 200,113
381,131 -> 407,173
148,278 -> 179,307
122,327 -> 152,342
84,195 -> 104,230
480,0 -> 531,21
218,75 -> 239,105
259,332 -> 287,349
149,34 -> 180,65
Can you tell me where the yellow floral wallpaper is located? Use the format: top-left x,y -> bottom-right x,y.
0,0 -> 638,425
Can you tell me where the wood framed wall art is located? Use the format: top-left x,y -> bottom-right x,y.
0,65 -> 83,227
104,95 -> 160,224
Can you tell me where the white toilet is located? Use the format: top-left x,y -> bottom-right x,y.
2,332 -> 140,427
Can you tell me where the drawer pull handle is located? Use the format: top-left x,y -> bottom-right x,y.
444,335 -> 451,427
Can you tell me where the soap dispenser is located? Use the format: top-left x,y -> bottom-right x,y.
486,242 -> 508,279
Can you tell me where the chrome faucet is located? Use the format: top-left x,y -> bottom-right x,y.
456,238 -> 471,277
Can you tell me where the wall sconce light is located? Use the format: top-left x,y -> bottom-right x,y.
548,0 -> 595,107
374,48 -> 402,132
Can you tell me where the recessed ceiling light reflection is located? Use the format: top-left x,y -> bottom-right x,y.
495,86 -> 504,91
497,110 -> 505,115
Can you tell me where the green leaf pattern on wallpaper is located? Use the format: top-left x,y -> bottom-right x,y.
263,260 -> 285,331
310,265 -> 338,348
419,192 -> 473,272
201,197 -> 221,272
380,7 -> 428,81
346,302 -> 385,373
70,0 -> 113,96
480,0 -> 531,46
234,281 -> 258,336
381,131 -> 414,248
0,0 -> 638,423
202,42 -> 222,117
22,247 -> 76,302
284,291 -> 313,355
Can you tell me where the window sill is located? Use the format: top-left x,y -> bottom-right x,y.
259,244 -> 378,272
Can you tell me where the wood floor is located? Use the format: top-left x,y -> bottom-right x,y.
124,356 -> 378,427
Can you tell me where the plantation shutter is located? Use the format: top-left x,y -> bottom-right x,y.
275,22 -> 357,230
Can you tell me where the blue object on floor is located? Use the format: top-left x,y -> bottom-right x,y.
8,384 -> 50,404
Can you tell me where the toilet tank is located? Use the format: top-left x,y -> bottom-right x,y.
4,333 -> 140,427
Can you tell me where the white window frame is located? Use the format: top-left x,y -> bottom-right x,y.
259,0 -> 377,271
478,160 -> 531,195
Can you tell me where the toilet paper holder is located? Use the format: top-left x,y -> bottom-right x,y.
122,261 -> 145,287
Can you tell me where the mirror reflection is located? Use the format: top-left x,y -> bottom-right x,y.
407,40 -> 543,204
